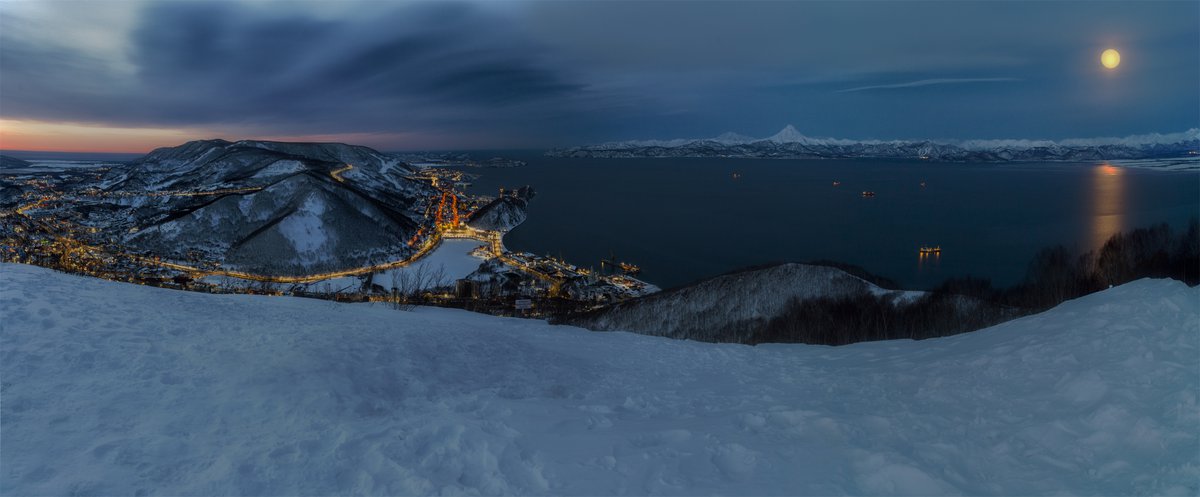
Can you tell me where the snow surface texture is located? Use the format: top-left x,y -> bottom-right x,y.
1,263 -> 1197,495
374,239 -> 488,290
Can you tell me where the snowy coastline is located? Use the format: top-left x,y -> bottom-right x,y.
1107,156 -> 1200,171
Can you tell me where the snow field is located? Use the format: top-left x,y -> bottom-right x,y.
374,239 -> 488,290
1,263 -> 1197,495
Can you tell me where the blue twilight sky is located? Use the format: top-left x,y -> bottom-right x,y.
0,0 -> 1197,151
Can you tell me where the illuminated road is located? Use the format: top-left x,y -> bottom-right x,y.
123,234 -> 451,284
330,164 -> 353,183
443,226 -> 561,283
121,222 -> 508,285
85,187 -> 266,198
138,224 -> 560,286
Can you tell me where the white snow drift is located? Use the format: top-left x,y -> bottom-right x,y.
1,263 -> 1197,495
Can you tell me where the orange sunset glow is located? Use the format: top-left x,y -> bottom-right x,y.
0,120 -> 206,154
0,119 -> 442,153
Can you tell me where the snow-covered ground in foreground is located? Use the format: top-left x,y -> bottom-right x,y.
1,263 -> 1197,495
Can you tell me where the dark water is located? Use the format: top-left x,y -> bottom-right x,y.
463,155 -> 1199,290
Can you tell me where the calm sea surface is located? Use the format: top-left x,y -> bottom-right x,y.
458,154 -> 1199,290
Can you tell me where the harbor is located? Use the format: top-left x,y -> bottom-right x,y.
0,160 -> 658,317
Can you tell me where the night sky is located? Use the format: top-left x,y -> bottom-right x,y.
1,1 -> 1197,152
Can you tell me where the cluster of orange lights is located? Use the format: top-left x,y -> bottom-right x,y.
407,190 -> 464,247
406,228 -> 424,247
435,191 -> 460,226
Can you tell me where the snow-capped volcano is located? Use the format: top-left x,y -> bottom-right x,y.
551,127 -> 1200,161
766,124 -> 817,144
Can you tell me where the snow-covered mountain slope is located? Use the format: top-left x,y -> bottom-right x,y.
125,139 -> 412,190
552,126 -> 1200,162
466,196 -> 528,231
3,263 -> 1196,495
92,140 -> 438,275
0,154 -> 32,169
561,263 -> 930,343
467,186 -> 535,232
129,174 -> 423,274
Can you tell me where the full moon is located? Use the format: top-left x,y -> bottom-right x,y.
1101,49 -> 1121,69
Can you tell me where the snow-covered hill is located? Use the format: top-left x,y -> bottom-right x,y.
551,126 -> 1200,162
467,186 -> 535,232
0,154 -> 32,169
561,263 -> 930,343
106,139 -> 414,193
1,263 -> 1196,495
92,140 -> 439,275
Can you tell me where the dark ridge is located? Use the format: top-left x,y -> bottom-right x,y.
803,259 -> 901,290
137,139 -> 233,163
229,207 -> 299,251
0,155 -> 33,169
556,219 -> 1199,346
655,259 -> 897,293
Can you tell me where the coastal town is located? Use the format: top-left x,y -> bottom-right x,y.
0,159 -> 657,317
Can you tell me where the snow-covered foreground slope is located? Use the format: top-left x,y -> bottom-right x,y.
2,263 -> 1197,495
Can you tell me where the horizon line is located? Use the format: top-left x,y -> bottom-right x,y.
4,126 -> 1198,156
0,145 -> 550,157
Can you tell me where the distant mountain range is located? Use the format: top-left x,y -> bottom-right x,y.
96,139 -> 438,276
550,126 -> 1200,162
0,155 -> 32,169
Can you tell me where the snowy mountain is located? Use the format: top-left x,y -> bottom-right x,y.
2,263 -> 1197,494
467,185 -> 535,232
0,154 -> 32,169
766,124 -> 839,145
551,126 -> 1200,162
92,140 -> 438,275
559,263 -> 940,343
712,131 -> 756,145
110,139 -> 416,196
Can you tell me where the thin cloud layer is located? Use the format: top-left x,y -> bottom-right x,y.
838,78 -> 1022,93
